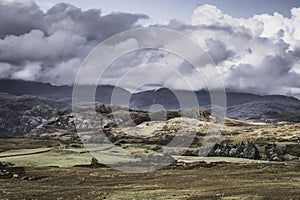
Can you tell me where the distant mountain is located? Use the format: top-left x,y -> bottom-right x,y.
0,79 -> 73,102
130,88 -> 260,110
0,79 -> 260,107
227,95 -> 300,122
0,79 -> 130,104
1,79 -> 300,124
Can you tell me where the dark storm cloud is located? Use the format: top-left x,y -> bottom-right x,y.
227,52 -> 300,95
205,38 -> 235,64
45,3 -> 148,41
0,1 -> 46,38
0,1 -> 147,39
0,1 -> 148,83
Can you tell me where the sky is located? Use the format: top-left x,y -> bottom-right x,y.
36,0 -> 300,23
0,0 -> 300,99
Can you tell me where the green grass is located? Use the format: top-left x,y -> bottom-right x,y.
0,139 -> 299,199
0,139 -> 60,151
0,145 -> 140,167
132,145 -> 154,151
0,149 -> 93,167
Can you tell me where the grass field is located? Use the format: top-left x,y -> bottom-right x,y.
0,139 -> 300,199
0,149 -> 93,167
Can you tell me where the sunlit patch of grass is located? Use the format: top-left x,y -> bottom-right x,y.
0,149 -> 93,167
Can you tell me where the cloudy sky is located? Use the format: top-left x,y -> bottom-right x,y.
1,0 -> 300,99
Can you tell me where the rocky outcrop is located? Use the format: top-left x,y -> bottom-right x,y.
206,142 -> 300,161
0,162 -> 25,179
263,143 -> 300,161
0,93 -> 68,138
29,104 -> 210,141
27,104 -> 300,162
29,108 -> 79,144
208,142 -> 261,160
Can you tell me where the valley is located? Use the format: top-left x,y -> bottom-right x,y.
0,80 -> 300,199
1,139 -> 300,199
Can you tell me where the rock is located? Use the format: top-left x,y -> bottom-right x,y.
208,142 -> 261,160
12,173 -> 19,179
90,157 -> 107,168
265,144 -> 283,161
0,162 -> 12,169
0,165 -> 25,179
0,170 -> 11,179
22,176 -> 30,180
283,154 -> 298,161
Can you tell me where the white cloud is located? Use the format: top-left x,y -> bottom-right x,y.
12,62 -> 41,81
0,2 -> 299,98
182,4 -> 300,97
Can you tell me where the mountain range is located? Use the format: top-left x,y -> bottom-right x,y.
0,79 -> 299,138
